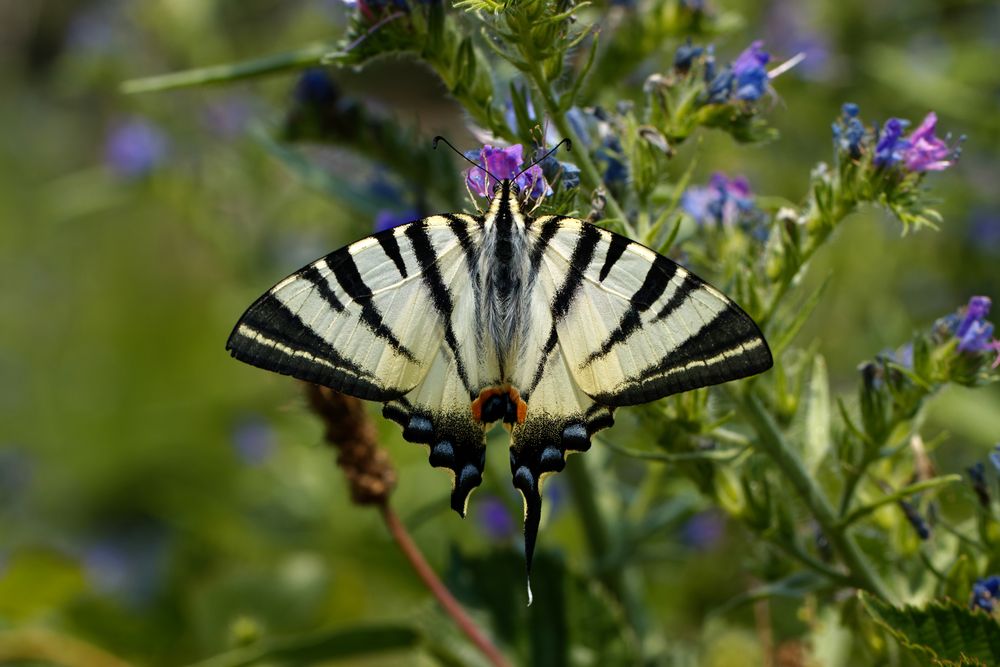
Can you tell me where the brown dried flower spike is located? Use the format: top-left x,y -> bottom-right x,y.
305,383 -> 396,505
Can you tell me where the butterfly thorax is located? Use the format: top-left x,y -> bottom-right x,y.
478,180 -> 532,378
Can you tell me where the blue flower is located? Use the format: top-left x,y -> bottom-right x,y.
967,462 -> 990,507
293,68 -> 339,106
681,172 -> 756,226
832,102 -> 866,159
374,208 -> 419,232
704,68 -> 734,104
476,495 -> 516,542
731,40 -> 771,101
466,144 -> 551,200
104,117 -> 168,178
898,500 -> 930,540
597,136 -> 628,185
873,118 -> 910,168
674,39 -> 704,72
989,444 -> 1000,474
971,575 -> 1000,612
231,416 -> 274,466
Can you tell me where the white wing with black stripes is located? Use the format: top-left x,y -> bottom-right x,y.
227,214 -> 495,516
527,217 -> 772,406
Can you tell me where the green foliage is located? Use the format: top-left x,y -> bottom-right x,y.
861,593 -> 1000,666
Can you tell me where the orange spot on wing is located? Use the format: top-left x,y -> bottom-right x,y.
470,385 -> 529,425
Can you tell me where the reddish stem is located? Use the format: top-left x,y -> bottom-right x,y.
378,502 -> 513,667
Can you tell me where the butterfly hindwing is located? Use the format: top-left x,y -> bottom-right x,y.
227,214 -> 491,509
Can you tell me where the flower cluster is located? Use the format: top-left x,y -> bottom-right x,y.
832,104 -> 961,173
695,40 -> 772,104
681,172 -> 759,227
935,296 -> 1000,366
464,144 -> 551,200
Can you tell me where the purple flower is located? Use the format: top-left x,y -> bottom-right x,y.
971,575 -> 1000,612
938,296 -> 1000,367
104,117 -> 168,178
680,511 -> 726,551
731,40 -> 771,101
465,144 -> 551,200
956,296 -> 996,353
873,118 -> 910,168
681,172 -> 756,226
476,495 -> 516,541
902,113 -> 956,172
232,417 -> 274,466
374,208 -> 419,232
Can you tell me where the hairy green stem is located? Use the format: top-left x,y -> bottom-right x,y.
739,392 -> 895,601
564,457 -> 649,638
121,42 -> 333,94
524,63 -> 630,226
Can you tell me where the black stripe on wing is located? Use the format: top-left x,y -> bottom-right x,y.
226,292 -> 396,401
581,253 -> 678,366
404,222 -> 474,395
328,247 -> 418,363
598,233 -> 630,282
524,224 -> 602,397
592,304 -> 772,406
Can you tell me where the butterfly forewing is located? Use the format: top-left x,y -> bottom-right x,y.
528,217 -> 772,406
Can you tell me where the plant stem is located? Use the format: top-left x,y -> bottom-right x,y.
839,475 -> 962,528
738,392 -> 896,601
564,457 -> 649,637
524,63 -> 630,226
121,42 -> 334,94
378,502 -> 513,667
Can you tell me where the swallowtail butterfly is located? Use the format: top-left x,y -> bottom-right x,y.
227,140 -> 773,602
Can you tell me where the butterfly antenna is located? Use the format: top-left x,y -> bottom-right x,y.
515,138 -> 572,180
433,136 -> 496,181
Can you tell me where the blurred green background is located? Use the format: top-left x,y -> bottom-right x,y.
1,1 -> 998,665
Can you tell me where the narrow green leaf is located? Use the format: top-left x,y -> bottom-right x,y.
770,273 -> 832,355
804,354 -> 832,475
860,593 -> 1000,666
121,42 -> 334,94
840,475 -> 962,528
187,624 -> 420,667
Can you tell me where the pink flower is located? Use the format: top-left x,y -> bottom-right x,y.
902,112 -> 955,172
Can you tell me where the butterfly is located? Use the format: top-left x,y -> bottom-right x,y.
226,139 -> 773,602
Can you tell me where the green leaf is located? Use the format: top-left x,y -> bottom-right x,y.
804,354 -> 831,475
187,623 -> 420,667
860,593 -> 1000,666
769,273 -> 831,354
